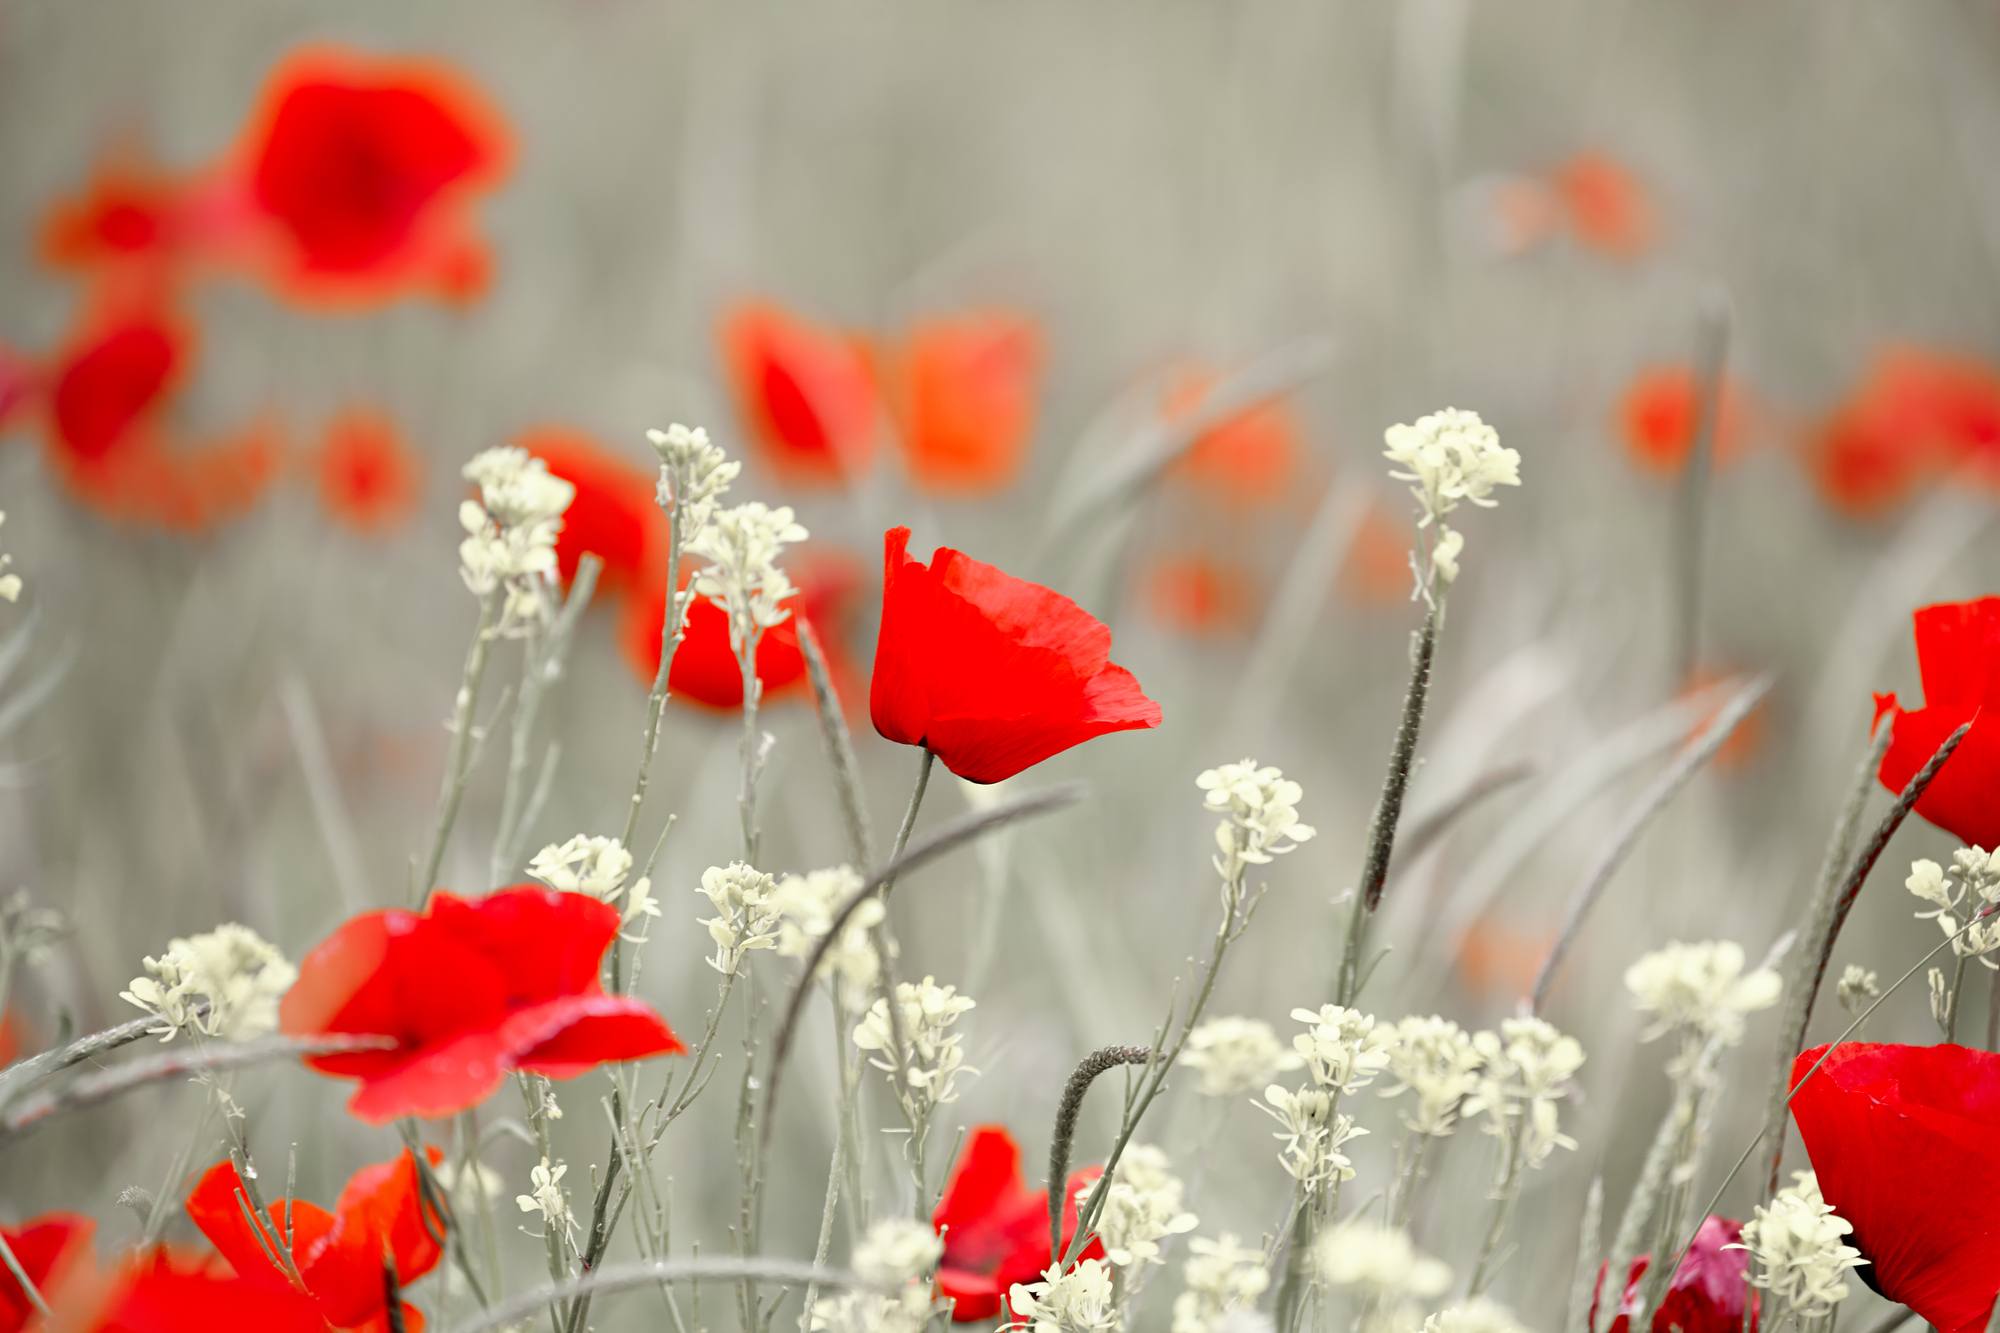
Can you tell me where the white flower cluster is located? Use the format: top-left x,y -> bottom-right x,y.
1381,408 -> 1518,586
853,976 -> 977,1118
688,501 -> 808,652
1180,1016 -> 1303,1098
1463,1016 -> 1584,1168
1907,847 -> 2000,963
696,861 -> 783,975
1259,1005 -> 1389,1189
1291,1005 -> 1396,1096
1417,1299 -> 1532,1333
1089,1144 -> 1199,1269
529,834 -> 659,935
1005,1259 -> 1120,1332
1381,1015 -> 1483,1138
515,1156 -> 577,1248
1733,1172 -> 1866,1322
1172,1235 -> 1270,1333
1624,939 -> 1782,1048
120,923 -> 295,1042
1260,1084 -> 1365,1190
1197,760 -> 1315,888
1314,1219 -> 1452,1304
770,865 -> 887,1010
458,446 -> 575,634
0,511 -> 20,603
647,422 -> 740,546
1835,964 -> 1880,1015
809,1218 -> 940,1333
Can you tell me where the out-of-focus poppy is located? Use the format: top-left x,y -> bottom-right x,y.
44,301 -> 190,476
0,1009 -> 24,1067
1808,348 -> 2000,516
187,1150 -> 442,1332
1790,1042 -> 2000,1333
522,427 -> 664,594
1552,152 -> 1655,259
1591,1216 -> 1755,1333
1618,367 -> 1749,477
933,1125 -> 1102,1322
61,1249 -> 329,1333
232,45 -> 510,309
317,409 -> 422,533
1162,368 -> 1302,507
280,887 -> 682,1122
0,1213 -> 93,1332
37,150 -> 235,281
871,527 -> 1161,783
0,345 -> 36,432
1340,503 -> 1417,607
1873,597 -> 2000,849
886,312 -> 1041,493
1452,914 -> 1552,998
720,301 -> 879,484
1143,551 -> 1254,635
619,548 -> 862,709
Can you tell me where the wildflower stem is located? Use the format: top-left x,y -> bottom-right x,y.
1671,292 -> 1731,686
1466,1126 -> 1525,1297
419,590 -> 502,902
734,621 -> 766,864
491,557 -> 601,886
1336,597 -> 1440,1006
1568,1177 -> 1606,1333
797,618 -> 874,866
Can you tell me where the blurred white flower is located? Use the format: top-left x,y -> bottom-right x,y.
854,976 -> 977,1117
528,834 -> 633,899
1464,1016 -> 1584,1168
1180,1016 -> 1303,1098
770,865 -> 888,1009
432,1157 -> 505,1208
1624,939 -> 1781,1047
1381,1015 -> 1483,1137
119,923 -> 295,1042
1290,1005 -> 1395,1096
688,501 -> 808,652
696,861 -> 782,975
810,1217 -> 941,1332
1088,1143 -> 1198,1269
457,446 -> 574,634
1418,1298 -> 1532,1333
1172,1234 -> 1270,1333
1732,1171 -> 1866,1322
515,1156 -> 577,1247
1835,964 -> 1881,1015
1198,760 -> 1315,884
1005,1259 -> 1119,1332
0,511 -> 21,603
1382,408 -> 1520,527
851,1217 -> 943,1287
1313,1219 -> 1452,1302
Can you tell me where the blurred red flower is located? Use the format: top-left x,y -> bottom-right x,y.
45,301 -> 190,475
279,887 -> 682,1122
317,409 -> 423,533
720,301 -> 879,484
870,526 -> 1162,783
619,548 -> 862,710
1341,503 -> 1417,608
1874,596 -> 2000,849
1,1213 -> 93,1332
233,45 -> 510,309
522,427 -> 664,595
0,344 -> 35,432
1591,1216 -> 1755,1333
1809,348 -> 2000,516
1790,1042 -> 2000,1333
1618,367 -> 1749,476
186,1149 -> 443,1332
1162,367 -> 1302,507
72,1251 -> 328,1333
933,1125 -> 1102,1322
1553,152 -> 1655,259
886,312 -> 1041,493
1143,551 -> 1254,635
37,149 -> 236,282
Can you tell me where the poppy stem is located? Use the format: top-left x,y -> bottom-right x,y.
417,590 -> 501,902
797,618 -> 874,867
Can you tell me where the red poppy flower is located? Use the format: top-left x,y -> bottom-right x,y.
871,527 -> 1161,783
1873,597 -> 2000,849
1618,367 -> 1749,476
933,1125 -> 1102,1322
1143,552 -> 1254,635
1552,152 -> 1655,259
45,301 -> 190,473
1790,1042 -> 2000,1333
77,1250 -> 329,1333
279,887 -> 683,1122
1591,1215 -> 1754,1333
318,409 -> 422,533
1,1213 -> 93,1332
38,149 -> 238,281
887,313 -> 1041,492
233,45 -> 509,309
1162,367 -> 1302,507
186,1149 -> 442,1332
619,548 -> 862,710
522,427 -> 665,594
720,301 -> 879,483
1808,348 -> 2000,515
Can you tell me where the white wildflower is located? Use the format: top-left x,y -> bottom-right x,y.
770,865 -> 888,1010
457,446 -> 575,635
851,1217 -> 943,1287
1197,760 -> 1315,885
687,501 -> 808,652
1005,1259 -> 1120,1332
1259,1084 -> 1365,1188
1290,1005 -> 1395,1096
119,923 -> 295,1042
647,422 -> 740,545
515,1157 -> 577,1247
854,976 -> 977,1118
1314,1219 -> 1452,1302
0,511 -> 20,603
1463,1017 -> 1584,1168
1087,1144 -> 1198,1269
696,861 -> 782,975
1907,848 -> 2000,964
1624,939 -> 1782,1048
1381,1015 -> 1483,1137
1180,1016 -> 1303,1098
1835,964 -> 1880,1015
1732,1171 -> 1866,1322
1418,1298 -> 1532,1333
1382,408 -> 1520,527
811,1218 -> 940,1333
1172,1234 -> 1270,1333
528,835 -> 633,898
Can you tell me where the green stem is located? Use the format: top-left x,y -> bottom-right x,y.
419,592 -> 501,901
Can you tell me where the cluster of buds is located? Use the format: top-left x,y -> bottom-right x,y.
1381,407 -> 1519,590
687,501 -> 808,655
1197,760 -> 1315,896
853,976 -> 977,1123
1380,1015 -> 1484,1138
1732,1172 -> 1866,1322
1463,1016 -> 1584,1169
457,446 -> 575,635
695,861 -> 783,975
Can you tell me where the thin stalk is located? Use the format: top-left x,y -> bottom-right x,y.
612,508 -> 688,991
491,558 -> 601,885
1466,1129 -> 1525,1297
797,618 -> 874,867
442,1259 -> 875,1333
1568,1177 -> 1607,1333
1671,293 -> 1731,685
419,591 -> 501,900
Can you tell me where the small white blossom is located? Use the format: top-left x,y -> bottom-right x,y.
120,923 -> 295,1042
1087,1144 -> 1198,1269
1732,1171 -> 1866,1322
1314,1219 -> 1452,1302
432,1158 -> 505,1207
1290,1005 -> 1395,1096
1418,1299 -> 1532,1333
458,447 -> 575,635
770,865 -> 889,1010
854,976 -> 978,1119
1463,1017 -> 1584,1168
515,1157 -> 577,1247
1835,964 -> 1881,1015
1624,939 -> 1782,1048
647,422 -> 740,544
1198,760 -> 1315,884
1381,1015 -> 1483,1138
528,835 -> 634,898
1259,1084 -> 1365,1189
688,501 -> 808,652
1005,1259 -> 1120,1332
1180,1016 -> 1303,1098
696,861 -> 782,975
0,511 -> 21,603
1382,408 -> 1520,526
812,1218 -> 941,1333
1907,848 -> 2000,964
1172,1234 -> 1270,1333
851,1217 -> 943,1287
1429,527 -> 1464,585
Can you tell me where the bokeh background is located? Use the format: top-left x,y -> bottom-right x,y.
5,3 -> 2000,1327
